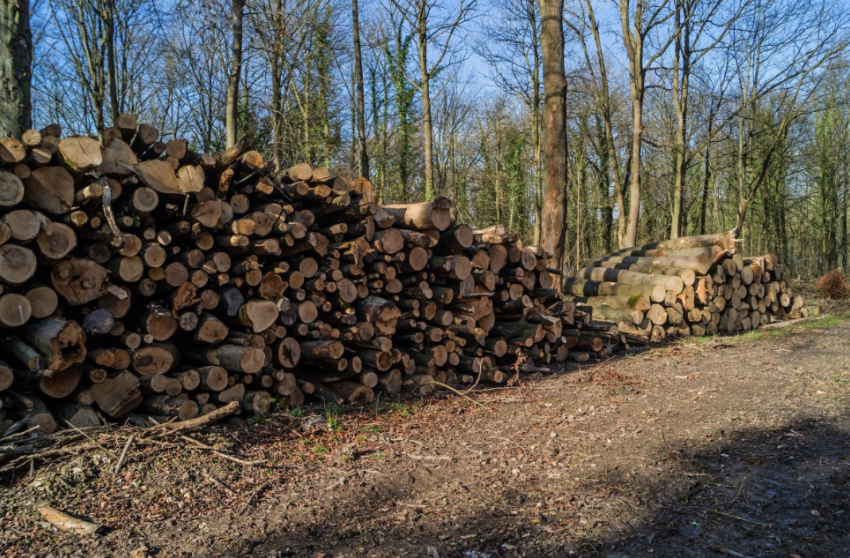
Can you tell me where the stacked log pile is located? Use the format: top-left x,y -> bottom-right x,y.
0,117 -> 806,435
566,232 -> 807,343
0,117 -> 620,434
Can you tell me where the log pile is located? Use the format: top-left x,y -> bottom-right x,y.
0,117 -> 807,435
0,117 -> 618,435
567,232 -> 807,343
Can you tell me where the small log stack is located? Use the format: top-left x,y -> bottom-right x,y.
567,233 -> 807,343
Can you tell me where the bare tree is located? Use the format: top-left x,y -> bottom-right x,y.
617,0 -> 678,247
566,0 -> 629,247
249,0 -> 316,168
668,0 -> 748,238
387,0 -> 475,200
478,0 -> 543,243
536,0 -> 567,269
729,0 -> 849,235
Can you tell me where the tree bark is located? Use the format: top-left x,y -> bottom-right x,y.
417,15 -> 435,199
226,0 -> 245,148
0,0 -> 31,138
352,0 -> 369,179
536,0 -> 568,270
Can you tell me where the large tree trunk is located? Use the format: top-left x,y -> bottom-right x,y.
104,0 -> 119,123
0,0 -> 31,138
352,0 -> 369,179
530,1 -> 543,246
418,25 -> 435,200
670,4 -> 690,239
225,0 -> 245,148
620,0 -> 645,248
536,0 -> 568,270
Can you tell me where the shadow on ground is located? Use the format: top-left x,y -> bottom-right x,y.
242,413 -> 850,558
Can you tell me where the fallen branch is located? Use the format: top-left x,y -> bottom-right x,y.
148,401 -> 241,438
38,505 -> 102,535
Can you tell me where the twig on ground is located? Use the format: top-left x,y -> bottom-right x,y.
113,435 -> 135,475
238,481 -> 273,514
707,508 -> 772,528
149,402 -> 240,438
424,380 -> 486,408
709,547 -> 754,558
204,471 -> 237,497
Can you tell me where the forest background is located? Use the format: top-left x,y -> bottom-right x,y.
3,0 -> 850,278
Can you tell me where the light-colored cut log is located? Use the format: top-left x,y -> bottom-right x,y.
133,159 -> 180,194
197,366 -> 228,391
381,197 -> 453,231
177,165 -> 206,193
187,344 -> 265,374
563,278 -> 667,303
576,267 -> 684,293
38,364 -> 82,398
236,299 -> 279,333
98,139 -> 137,176
58,136 -> 103,173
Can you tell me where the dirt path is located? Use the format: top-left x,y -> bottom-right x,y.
3,314 -> 850,558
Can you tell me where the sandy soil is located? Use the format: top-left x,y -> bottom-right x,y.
2,310 -> 849,558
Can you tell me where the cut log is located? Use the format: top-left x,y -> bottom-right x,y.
98,139 -> 138,176
58,136 -> 103,173
38,364 -> 82,398
576,267 -> 684,293
197,366 -> 228,391
0,359 -> 12,392
22,318 -> 86,371
56,402 -> 100,428
0,244 -> 37,285
563,278 -> 667,303
235,300 -> 279,333
91,370 -> 142,417
36,222 -> 77,259
131,342 -> 178,376
328,381 -> 374,404
51,259 -> 108,305
142,395 -> 199,420
24,167 -> 74,215
186,344 -> 265,374
382,198 -> 453,231
10,391 -> 57,434
243,390 -> 271,414
0,293 -> 31,327
194,313 -> 229,344
0,171 -> 25,208
582,248 -> 726,275
133,159 -> 181,194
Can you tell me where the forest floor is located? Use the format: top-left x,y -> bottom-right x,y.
2,300 -> 850,558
